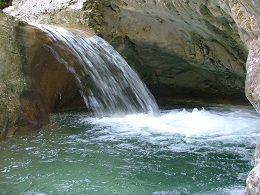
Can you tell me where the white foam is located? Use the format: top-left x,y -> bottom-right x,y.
82,107 -> 260,138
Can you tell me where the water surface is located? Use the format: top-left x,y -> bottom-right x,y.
0,105 -> 259,194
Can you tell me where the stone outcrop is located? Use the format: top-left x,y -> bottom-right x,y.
244,138 -> 260,195
22,24 -> 88,112
0,12 -> 48,138
246,38 -> 260,114
4,0 -> 90,32
0,12 -> 93,138
5,0 -> 260,104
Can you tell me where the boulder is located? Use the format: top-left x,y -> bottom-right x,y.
4,0 -> 90,32
245,38 -> 260,114
244,138 -> 260,195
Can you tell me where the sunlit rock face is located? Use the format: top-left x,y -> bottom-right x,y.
246,39 -> 260,114
3,0 -> 91,33
5,0 -> 260,106
244,138 -> 260,195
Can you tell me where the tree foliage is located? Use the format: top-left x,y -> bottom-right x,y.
0,0 -> 12,9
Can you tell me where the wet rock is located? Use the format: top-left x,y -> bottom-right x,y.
0,12 -> 90,137
5,0 -> 259,105
82,0 -> 252,104
22,24 -> 87,112
244,39 -> 260,194
0,13 -> 53,137
4,1 -> 260,105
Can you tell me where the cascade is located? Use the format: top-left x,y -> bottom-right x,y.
35,24 -> 159,116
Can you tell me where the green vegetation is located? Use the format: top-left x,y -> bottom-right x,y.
0,0 -> 12,9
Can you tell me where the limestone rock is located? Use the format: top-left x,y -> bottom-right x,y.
244,138 -> 260,195
4,0 -> 92,33
245,38 -> 260,114
0,12 -> 89,138
243,38 -> 260,195
82,0 -> 252,104
22,24 -> 88,112
0,12 -> 50,137
4,1 -> 260,105
4,0 -> 251,104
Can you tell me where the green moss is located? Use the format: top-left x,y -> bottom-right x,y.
0,0 -> 12,9
15,21 -> 30,76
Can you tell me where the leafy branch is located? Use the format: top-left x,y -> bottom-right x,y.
0,0 -> 12,9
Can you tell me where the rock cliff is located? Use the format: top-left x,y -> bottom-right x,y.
0,12 -> 49,137
4,0 -> 260,107
4,0 -> 252,104
83,0 -> 260,106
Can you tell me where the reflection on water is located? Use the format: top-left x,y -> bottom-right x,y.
0,105 -> 259,194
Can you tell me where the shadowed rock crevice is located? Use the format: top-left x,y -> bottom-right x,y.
0,15 -> 89,138
23,25 -> 86,113
112,37 -> 249,104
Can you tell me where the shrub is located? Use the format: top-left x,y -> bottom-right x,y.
0,0 -> 12,9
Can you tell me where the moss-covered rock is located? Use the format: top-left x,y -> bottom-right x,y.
0,12 -> 27,137
0,13 -> 50,138
0,0 -> 12,9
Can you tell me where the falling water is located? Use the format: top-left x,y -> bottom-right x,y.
35,24 -> 159,116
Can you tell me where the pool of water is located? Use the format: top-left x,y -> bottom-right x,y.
0,105 -> 260,194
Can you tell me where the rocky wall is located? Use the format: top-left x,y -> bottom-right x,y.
0,12 -> 49,138
4,0 -> 254,104
244,38 -> 260,194
0,12 -> 89,138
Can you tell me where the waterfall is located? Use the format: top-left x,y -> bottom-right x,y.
35,24 -> 159,116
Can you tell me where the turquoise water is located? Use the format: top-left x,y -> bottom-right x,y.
0,105 -> 260,194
